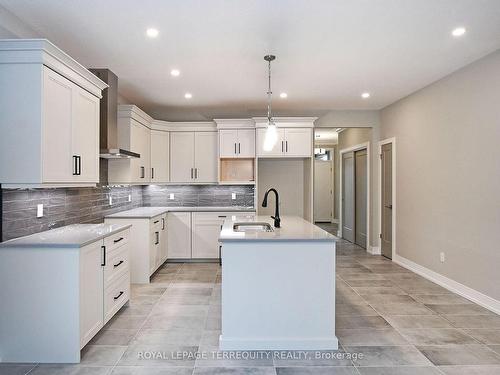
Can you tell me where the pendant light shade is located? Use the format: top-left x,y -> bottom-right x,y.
263,54 -> 277,152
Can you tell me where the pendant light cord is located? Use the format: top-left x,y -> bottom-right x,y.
267,59 -> 272,123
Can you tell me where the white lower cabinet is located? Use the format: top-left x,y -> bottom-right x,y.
105,214 -> 167,283
167,212 -> 192,259
192,212 -> 230,259
0,227 -> 130,363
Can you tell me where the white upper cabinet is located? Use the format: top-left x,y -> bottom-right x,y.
170,132 -> 195,183
194,132 -> 218,182
256,128 -> 312,157
0,40 -> 107,188
108,106 -> 153,184
219,129 -> 255,158
170,131 -> 217,183
150,130 -> 170,183
256,128 -> 285,157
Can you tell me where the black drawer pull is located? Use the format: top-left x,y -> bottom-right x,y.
113,260 -> 124,268
113,237 -> 124,243
218,215 -> 227,218
154,220 -> 159,224
113,291 -> 124,300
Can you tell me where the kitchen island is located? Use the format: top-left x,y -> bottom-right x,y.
218,215 -> 338,350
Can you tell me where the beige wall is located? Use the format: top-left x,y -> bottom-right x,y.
338,128 -> 372,150
380,49 -> 500,301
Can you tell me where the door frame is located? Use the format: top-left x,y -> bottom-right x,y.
378,137 -> 397,259
313,158 -> 334,223
339,142 -> 370,250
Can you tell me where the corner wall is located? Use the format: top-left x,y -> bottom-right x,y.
380,49 -> 500,301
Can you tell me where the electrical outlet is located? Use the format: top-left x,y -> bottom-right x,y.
109,196 -> 113,206
128,194 -> 132,202
440,252 -> 445,263
231,193 -> 236,200
169,193 -> 175,200
37,204 -> 44,218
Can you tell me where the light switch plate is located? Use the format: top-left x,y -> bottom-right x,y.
169,193 -> 175,200
37,204 -> 44,218
231,193 -> 236,200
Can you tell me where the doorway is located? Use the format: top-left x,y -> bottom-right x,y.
341,147 -> 368,249
379,138 -> 395,259
314,155 -> 334,223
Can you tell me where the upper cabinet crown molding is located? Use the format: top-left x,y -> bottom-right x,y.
118,105 -> 153,128
214,119 -> 255,129
0,39 -> 107,98
152,120 -> 217,132
253,117 -> 317,128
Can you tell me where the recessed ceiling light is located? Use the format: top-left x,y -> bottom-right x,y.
146,28 -> 159,38
280,92 -> 288,99
361,92 -> 370,99
184,93 -> 192,99
170,69 -> 180,77
452,27 -> 466,37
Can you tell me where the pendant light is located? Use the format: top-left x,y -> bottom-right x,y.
263,54 -> 278,152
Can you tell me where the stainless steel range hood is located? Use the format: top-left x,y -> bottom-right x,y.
89,69 -> 140,159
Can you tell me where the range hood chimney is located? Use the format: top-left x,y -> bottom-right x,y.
89,68 -> 140,159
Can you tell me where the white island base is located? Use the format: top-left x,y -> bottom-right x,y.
219,216 -> 337,351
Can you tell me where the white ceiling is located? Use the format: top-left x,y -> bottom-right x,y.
2,0 -> 500,121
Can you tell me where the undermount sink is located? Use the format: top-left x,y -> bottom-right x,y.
233,222 -> 274,232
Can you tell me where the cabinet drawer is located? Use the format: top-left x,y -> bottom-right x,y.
104,229 -> 130,253
104,273 -> 130,324
104,245 -> 129,288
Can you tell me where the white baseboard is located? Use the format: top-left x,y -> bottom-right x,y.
393,254 -> 500,315
368,246 -> 381,255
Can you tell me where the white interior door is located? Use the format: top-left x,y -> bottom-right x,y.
342,151 -> 355,242
355,149 -> 367,249
42,66 -> 73,182
219,129 -> 238,157
381,143 -> 393,259
170,132 -> 195,182
314,160 -> 333,222
194,132 -> 218,182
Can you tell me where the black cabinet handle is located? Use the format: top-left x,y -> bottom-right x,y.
191,168 -> 194,179
155,231 -> 159,245
140,166 -> 145,178
219,245 -> 222,266
161,218 -> 165,230
113,291 -> 124,300
151,167 -> 154,179
286,141 -> 288,153
113,260 -> 124,268
234,143 -> 237,154
78,156 -> 81,175
281,141 -> 284,152
195,168 -> 198,179
72,155 -> 78,175
101,245 -> 106,266
218,215 -> 227,218
113,237 -> 124,244
238,143 -> 241,154
154,220 -> 159,224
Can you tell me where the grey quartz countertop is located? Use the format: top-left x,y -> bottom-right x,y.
0,223 -> 131,249
104,206 -> 256,219
219,215 -> 337,242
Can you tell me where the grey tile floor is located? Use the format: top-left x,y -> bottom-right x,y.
3,238 -> 500,375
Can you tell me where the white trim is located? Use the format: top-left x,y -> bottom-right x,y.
378,137 -> 397,259
152,119 -> 217,132
368,246 -> 381,255
338,142 -> 371,251
253,117 -> 317,128
214,118 -> 255,129
118,105 -> 154,127
394,254 -> 500,315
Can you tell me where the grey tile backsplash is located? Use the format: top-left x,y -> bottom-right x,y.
142,185 -> 255,208
1,184 -> 254,241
